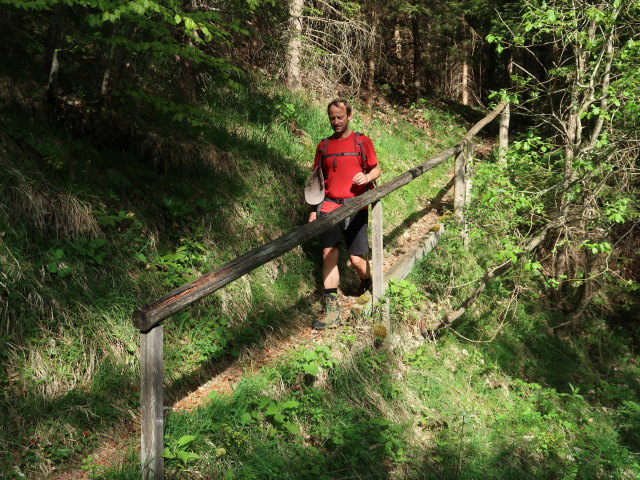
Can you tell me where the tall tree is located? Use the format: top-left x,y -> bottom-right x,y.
285,0 -> 304,90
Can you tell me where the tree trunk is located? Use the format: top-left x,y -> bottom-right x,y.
44,3 -> 65,80
412,14 -> 422,102
100,24 -> 134,106
285,0 -> 304,91
394,24 -> 404,86
461,59 -> 469,105
498,53 -> 513,165
364,6 -> 379,108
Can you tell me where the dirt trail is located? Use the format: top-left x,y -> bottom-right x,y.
50,201 -> 446,480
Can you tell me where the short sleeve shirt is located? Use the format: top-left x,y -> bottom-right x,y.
312,132 -> 378,213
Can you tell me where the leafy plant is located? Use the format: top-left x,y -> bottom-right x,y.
162,435 -> 201,468
72,238 -> 108,265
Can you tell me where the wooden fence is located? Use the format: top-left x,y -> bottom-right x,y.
133,101 -> 507,479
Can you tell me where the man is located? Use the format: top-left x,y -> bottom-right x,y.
308,99 -> 381,329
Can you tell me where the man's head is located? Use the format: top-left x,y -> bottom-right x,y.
327,99 -> 353,138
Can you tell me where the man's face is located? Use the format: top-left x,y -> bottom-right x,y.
328,104 -> 352,136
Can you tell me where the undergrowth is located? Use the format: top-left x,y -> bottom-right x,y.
0,71 -> 463,478
3,67 -> 636,479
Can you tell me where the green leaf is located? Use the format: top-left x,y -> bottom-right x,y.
174,14 -> 181,24
303,349 -> 318,362
303,362 -> 319,376
280,400 -> 299,410
177,435 -> 196,447
265,404 -> 279,416
284,422 -> 300,435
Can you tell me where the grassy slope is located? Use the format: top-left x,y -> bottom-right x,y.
1,75 -> 638,479
0,75 -> 466,478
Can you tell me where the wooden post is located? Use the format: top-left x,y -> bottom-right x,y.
462,141 -> 473,247
454,141 -> 466,226
454,141 -> 473,247
141,325 -> 164,480
371,200 -> 387,324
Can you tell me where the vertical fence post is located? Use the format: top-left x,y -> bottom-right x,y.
140,324 -> 164,480
371,200 -> 387,325
462,141 -> 473,248
454,140 -> 473,248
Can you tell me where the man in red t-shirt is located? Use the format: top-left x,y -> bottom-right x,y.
308,99 -> 381,329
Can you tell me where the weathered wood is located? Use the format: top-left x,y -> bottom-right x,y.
384,224 -> 444,286
132,101 -> 508,333
454,146 -> 466,226
141,325 -> 164,480
462,142 -> 473,247
371,199 -> 384,319
134,146 -> 459,332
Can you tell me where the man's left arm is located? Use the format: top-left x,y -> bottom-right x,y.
352,136 -> 380,186
352,165 -> 380,186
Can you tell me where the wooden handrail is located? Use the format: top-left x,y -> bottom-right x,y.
135,100 -> 507,480
134,144 -> 463,332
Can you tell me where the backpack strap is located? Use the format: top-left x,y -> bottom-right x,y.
321,133 -> 369,172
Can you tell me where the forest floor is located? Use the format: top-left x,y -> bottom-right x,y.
49,195 -> 448,480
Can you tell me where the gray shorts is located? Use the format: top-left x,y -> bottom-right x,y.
318,209 -> 369,256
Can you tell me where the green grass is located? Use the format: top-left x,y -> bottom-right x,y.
2,71 -> 637,480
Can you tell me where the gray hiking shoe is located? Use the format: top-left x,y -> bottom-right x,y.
312,293 -> 341,330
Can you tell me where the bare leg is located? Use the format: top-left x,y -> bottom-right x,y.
350,254 -> 370,279
322,247 -> 340,289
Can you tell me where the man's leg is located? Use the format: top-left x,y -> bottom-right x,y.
350,254 -> 370,280
314,246 -> 341,329
322,247 -> 340,288
345,211 -> 372,294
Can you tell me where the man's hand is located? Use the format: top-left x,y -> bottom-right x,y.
352,172 -> 369,186
308,211 -> 317,223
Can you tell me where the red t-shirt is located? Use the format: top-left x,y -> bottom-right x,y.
312,132 -> 378,213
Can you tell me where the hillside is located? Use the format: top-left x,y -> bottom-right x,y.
1,71 -> 639,479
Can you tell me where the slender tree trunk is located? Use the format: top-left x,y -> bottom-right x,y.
394,24 -> 405,86
286,0 -> 304,91
364,6 -> 379,108
412,14 -> 422,102
46,49 -> 60,106
461,59 -> 469,105
44,3 -> 65,105
498,53 -> 513,165
100,24 -> 134,106
44,3 -> 65,79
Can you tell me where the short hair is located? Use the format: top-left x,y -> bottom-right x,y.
327,98 -> 352,115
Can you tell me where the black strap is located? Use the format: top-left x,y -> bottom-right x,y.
320,132 -> 368,172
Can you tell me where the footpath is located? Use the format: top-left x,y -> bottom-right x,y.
51,202 -> 446,480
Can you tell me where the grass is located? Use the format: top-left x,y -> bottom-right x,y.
2,70 -> 637,480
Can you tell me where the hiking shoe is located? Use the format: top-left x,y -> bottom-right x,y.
312,293 -> 341,330
356,276 -> 373,297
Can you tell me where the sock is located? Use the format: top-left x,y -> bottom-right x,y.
323,288 -> 338,297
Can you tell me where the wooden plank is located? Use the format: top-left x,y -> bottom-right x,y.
141,325 -> 164,480
133,146 -> 460,332
384,224 -> 444,286
371,200 -> 384,319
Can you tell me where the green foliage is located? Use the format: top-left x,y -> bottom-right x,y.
162,434 -> 201,468
388,278 -> 425,316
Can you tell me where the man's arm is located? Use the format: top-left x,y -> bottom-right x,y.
352,164 -> 381,186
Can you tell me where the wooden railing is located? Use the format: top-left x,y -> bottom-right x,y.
133,101 -> 507,479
